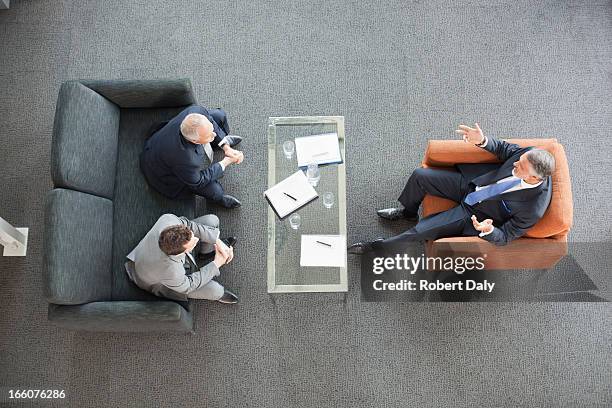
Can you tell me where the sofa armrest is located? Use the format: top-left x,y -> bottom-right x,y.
79,79 -> 197,108
422,138 -> 559,167
48,301 -> 194,333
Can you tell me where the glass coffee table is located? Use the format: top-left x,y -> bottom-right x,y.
267,116 -> 347,293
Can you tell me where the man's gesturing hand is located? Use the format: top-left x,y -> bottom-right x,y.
455,123 -> 485,145
471,215 -> 494,234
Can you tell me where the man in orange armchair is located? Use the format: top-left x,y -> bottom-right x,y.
348,123 -> 556,254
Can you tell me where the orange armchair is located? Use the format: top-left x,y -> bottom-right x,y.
422,139 -> 573,270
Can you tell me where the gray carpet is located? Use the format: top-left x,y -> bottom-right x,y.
1,0 -> 611,407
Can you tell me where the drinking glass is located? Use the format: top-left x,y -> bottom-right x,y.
282,140 -> 295,159
306,163 -> 321,186
322,192 -> 334,208
289,213 -> 301,230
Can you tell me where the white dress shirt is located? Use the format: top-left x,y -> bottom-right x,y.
476,137 -> 542,236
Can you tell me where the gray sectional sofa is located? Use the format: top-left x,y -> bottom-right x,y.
43,79 -> 199,332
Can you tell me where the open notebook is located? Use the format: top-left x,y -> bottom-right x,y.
264,170 -> 318,219
294,133 -> 342,168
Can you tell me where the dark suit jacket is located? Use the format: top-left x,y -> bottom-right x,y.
456,137 -> 552,246
140,105 -> 226,199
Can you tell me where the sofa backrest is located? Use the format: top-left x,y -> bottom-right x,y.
80,79 -> 196,108
422,138 -> 573,239
51,81 -> 120,199
43,188 -> 113,304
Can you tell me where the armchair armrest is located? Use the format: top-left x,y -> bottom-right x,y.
79,78 -> 197,108
48,301 -> 194,333
426,236 -> 568,270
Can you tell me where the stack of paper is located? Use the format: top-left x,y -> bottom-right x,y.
300,235 -> 347,268
294,133 -> 342,168
264,170 -> 318,219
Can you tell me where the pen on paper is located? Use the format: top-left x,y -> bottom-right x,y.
283,192 -> 297,201
312,152 -> 328,157
316,240 -> 332,247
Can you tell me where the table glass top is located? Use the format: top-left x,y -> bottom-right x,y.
266,116 -> 347,293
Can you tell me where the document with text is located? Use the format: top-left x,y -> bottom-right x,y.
295,133 -> 342,168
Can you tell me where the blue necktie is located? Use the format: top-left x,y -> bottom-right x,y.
464,178 -> 521,206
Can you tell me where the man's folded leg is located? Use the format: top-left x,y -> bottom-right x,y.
209,108 -> 230,135
349,205 -> 470,254
199,180 -> 242,208
191,214 -> 220,254
209,108 -> 242,148
187,279 -> 225,301
186,280 -> 239,304
379,205 -> 469,250
398,167 -> 468,216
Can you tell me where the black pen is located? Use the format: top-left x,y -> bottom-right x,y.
283,192 -> 297,201
316,240 -> 332,247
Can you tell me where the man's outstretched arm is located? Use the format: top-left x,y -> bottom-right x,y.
455,123 -> 524,162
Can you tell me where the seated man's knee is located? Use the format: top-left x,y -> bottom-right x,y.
411,167 -> 429,181
200,181 -> 225,202
412,167 -> 430,177
201,214 -> 219,228
209,108 -> 226,124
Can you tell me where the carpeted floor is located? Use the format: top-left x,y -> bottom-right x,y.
0,1 -> 611,407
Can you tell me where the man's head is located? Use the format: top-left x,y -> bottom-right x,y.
158,225 -> 199,256
180,113 -> 216,145
513,149 -> 556,184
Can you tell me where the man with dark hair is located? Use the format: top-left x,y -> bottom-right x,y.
125,213 -> 239,304
348,123 -> 556,253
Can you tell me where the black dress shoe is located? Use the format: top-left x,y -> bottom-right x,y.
222,236 -> 237,247
347,238 -> 384,254
221,194 -> 242,208
224,135 -> 243,147
217,289 -> 239,304
377,207 -> 418,221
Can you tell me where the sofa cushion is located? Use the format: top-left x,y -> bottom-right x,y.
110,107 -> 196,301
51,81 -> 120,199
43,188 -> 113,305
421,139 -> 573,239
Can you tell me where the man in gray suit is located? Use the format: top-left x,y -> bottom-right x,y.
125,213 -> 239,304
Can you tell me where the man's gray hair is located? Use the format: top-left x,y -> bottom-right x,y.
526,149 -> 556,179
180,113 -> 208,143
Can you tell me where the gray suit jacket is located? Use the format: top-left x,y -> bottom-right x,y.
125,214 -> 220,301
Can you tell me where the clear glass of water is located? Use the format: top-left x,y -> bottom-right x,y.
289,213 -> 301,230
322,192 -> 334,208
282,140 -> 295,159
306,163 -> 321,186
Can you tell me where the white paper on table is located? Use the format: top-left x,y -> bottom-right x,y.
264,170 -> 318,219
300,235 -> 347,268
294,133 -> 342,168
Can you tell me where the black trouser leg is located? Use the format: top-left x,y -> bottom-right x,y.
378,205 -> 472,250
199,180 -> 225,203
398,168 -> 468,216
209,108 -> 230,135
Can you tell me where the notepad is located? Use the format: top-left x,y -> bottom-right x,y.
300,235 -> 347,268
294,133 -> 342,168
264,170 -> 319,219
